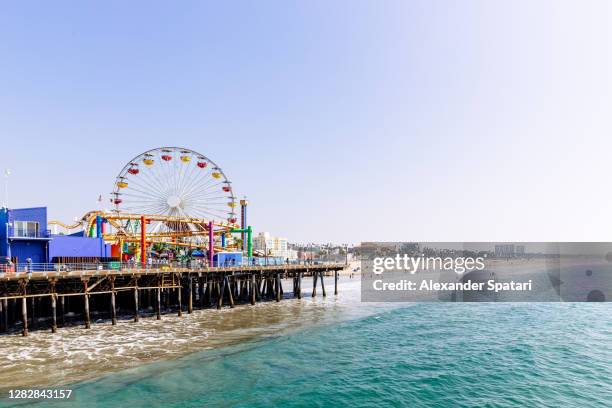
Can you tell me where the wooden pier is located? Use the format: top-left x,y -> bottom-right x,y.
0,264 -> 345,336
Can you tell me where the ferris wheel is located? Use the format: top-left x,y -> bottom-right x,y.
111,147 -> 237,234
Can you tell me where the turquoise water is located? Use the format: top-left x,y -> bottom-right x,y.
18,302 -> 612,407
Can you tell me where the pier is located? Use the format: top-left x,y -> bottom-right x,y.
0,263 -> 345,336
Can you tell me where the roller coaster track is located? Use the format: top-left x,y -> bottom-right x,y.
49,211 -> 241,250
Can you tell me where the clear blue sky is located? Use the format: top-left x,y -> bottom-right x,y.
1,1 -> 611,243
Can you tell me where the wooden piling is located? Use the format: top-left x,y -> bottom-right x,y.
320,271 -> 326,297
312,271 -> 318,297
0,298 -> 3,332
275,274 -> 281,302
83,280 -> 91,329
177,285 -> 183,317
297,272 -> 302,299
250,274 -> 256,305
199,277 -> 205,308
49,281 -> 57,333
59,296 -> 65,326
269,277 -> 275,298
51,294 -> 57,333
2,299 -> 6,332
110,277 -> 117,325
30,297 -> 36,330
225,276 -> 235,308
188,274 -> 193,314
217,278 -> 223,309
261,278 -> 267,299
12,298 -> 17,325
255,275 -> 262,300
21,295 -> 28,337
133,286 -> 139,323
334,270 -> 338,295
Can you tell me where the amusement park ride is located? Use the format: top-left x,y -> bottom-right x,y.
49,147 -> 252,266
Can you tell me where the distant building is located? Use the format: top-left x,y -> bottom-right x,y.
298,250 -> 315,261
495,244 -> 515,257
515,245 -> 525,256
253,232 -> 297,260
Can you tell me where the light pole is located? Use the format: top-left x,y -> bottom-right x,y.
3,169 -> 10,209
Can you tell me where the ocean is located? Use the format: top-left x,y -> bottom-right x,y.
2,280 -> 612,407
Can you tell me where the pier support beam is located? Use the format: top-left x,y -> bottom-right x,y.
275,274 -> 281,302
225,276 -> 235,308
250,274 -> 256,305
60,296 -> 65,326
156,276 -> 161,320
320,271 -> 326,297
261,278 -> 267,299
188,274 -> 193,314
177,286 -> 183,317
205,279 -> 211,306
255,275 -> 262,300
110,277 -> 117,325
133,285 -> 139,323
83,280 -> 91,329
217,279 -> 223,309
241,279 -> 247,301
2,299 -> 7,332
334,270 -> 338,295
50,280 -> 58,333
21,295 -> 28,337
51,294 -> 58,333
312,271 -> 318,297
199,277 -> 205,309
30,297 -> 36,330
297,272 -> 302,299
0,298 -> 3,333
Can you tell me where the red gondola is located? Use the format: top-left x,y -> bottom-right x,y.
197,161 -> 207,168
162,155 -> 172,161
229,217 -> 237,224
222,186 -> 231,192
128,168 -> 139,175
114,199 -> 122,205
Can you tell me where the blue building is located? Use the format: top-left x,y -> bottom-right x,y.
0,207 -> 111,265
0,207 -> 51,264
